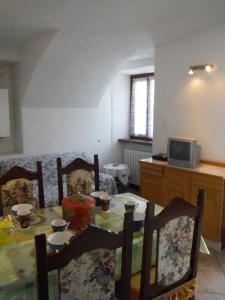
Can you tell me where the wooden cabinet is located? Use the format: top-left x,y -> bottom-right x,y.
140,164 -> 163,206
140,159 -> 225,249
190,184 -> 223,242
163,168 -> 191,205
190,174 -> 224,243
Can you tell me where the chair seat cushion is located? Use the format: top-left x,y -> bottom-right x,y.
67,169 -> 93,195
1,178 -> 35,215
59,248 -> 118,300
158,216 -> 194,286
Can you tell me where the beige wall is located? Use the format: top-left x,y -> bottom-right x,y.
153,22 -> 225,162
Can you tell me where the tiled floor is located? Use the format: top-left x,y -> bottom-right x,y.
197,250 -> 225,299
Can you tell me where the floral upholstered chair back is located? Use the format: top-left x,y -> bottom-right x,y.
67,169 -> 93,196
1,178 -> 35,215
157,216 -> 194,286
59,248 -> 117,300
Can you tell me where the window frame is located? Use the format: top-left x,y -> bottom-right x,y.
129,72 -> 155,141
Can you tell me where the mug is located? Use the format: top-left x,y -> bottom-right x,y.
51,219 -> 69,232
124,200 -> 139,213
17,209 -> 31,229
47,231 -> 73,251
133,212 -> 145,231
100,195 -> 112,212
91,191 -> 108,206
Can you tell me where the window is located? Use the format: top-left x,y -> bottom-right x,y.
130,73 -> 154,140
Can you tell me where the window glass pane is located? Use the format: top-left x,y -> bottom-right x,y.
130,74 -> 155,139
133,79 -> 147,136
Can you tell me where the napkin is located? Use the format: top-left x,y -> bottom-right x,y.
0,217 -> 13,229
0,229 -> 12,244
0,217 -> 13,245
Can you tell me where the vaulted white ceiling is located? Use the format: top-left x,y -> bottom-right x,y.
1,0 -> 225,107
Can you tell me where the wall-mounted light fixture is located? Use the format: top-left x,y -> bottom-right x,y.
188,64 -> 214,75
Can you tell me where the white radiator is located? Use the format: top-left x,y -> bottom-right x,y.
124,149 -> 152,185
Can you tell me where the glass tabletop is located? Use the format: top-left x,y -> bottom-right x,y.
0,193 -> 209,294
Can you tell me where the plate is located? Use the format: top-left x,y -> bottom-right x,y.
91,191 -> 108,198
11,203 -> 33,214
30,215 -> 46,226
101,209 -> 110,213
113,195 -> 146,213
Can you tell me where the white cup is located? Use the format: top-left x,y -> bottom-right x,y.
124,200 -> 139,213
51,219 -> 70,232
47,231 -> 73,250
17,209 -> 31,229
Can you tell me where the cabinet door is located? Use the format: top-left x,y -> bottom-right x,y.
163,168 -> 191,206
190,175 -> 224,242
140,165 -> 163,206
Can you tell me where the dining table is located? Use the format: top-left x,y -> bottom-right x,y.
0,193 -> 209,300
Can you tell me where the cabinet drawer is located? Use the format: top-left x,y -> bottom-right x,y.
164,168 -> 191,182
191,173 -> 224,190
140,165 -> 163,177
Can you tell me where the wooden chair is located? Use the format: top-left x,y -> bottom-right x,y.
131,189 -> 205,300
0,161 -> 45,216
57,154 -> 100,205
35,211 -> 133,300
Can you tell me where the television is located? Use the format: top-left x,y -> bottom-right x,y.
167,137 -> 201,169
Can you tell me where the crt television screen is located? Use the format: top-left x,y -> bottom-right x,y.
169,141 -> 190,161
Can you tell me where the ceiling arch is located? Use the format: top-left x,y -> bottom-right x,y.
1,0 -> 225,107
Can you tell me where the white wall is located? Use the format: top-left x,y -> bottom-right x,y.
21,71 -> 153,165
1,33 -> 151,163
153,22 -> 225,162
22,87 -> 111,167
110,74 -> 130,163
0,46 -> 18,62
11,33 -> 144,163
21,73 -> 131,167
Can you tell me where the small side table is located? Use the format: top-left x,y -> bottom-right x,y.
103,163 -> 130,193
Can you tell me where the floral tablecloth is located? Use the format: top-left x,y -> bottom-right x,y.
0,193 -> 209,300
103,163 -> 130,186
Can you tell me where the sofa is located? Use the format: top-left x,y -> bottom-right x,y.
0,151 -> 118,207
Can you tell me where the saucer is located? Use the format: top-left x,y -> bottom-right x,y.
18,226 -> 31,231
101,209 -> 110,213
11,204 -> 33,215
91,191 -> 108,198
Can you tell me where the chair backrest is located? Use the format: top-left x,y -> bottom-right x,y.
140,189 -> 205,300
35,212 -> 133,300
0,161 -> 45,216
57,154 -> 100,205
